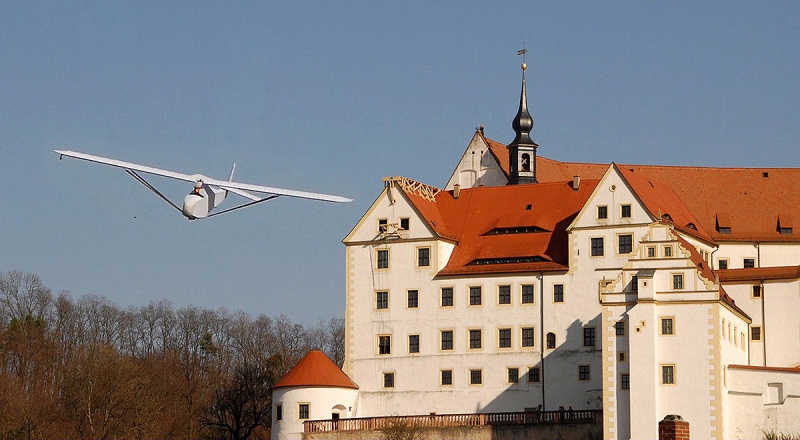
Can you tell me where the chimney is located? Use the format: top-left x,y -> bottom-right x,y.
453,184 -> 461,199
573,175 -> 580,191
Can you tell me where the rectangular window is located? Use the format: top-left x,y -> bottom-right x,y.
752,285 -> 762,298
664,246 -> 673,257
407,290 -> 418,308
498,285 -> 511,304
578,365 -> 591,381
528,367 -> 541,383
618,351 -> 626,362
751,326 -> 762,341
647,246 -> 656,258
621,204 -> 632,218
672,274 -> 683,290
378,335 -> 391,354
408,335 -> 420,353
615,321 -> 625,336
383,372 -> 395,388
583,327 -> 596,347
378,219 -> 388,232
441,370 -> 453,386
441,330 -> 453,350
417,247 -> 430,267
376,249 -> 389,269
469,286 -> 482,305
399,218 -> 409,230
621,373 -> 630,390
469,329 -> 482,349
591,237 -> 604,256
276,404 -> 282,421
299,403 -> 310,420
508,368 -> 519,383
376,291 -> 388,309
498,328 -> 511,348
470,369 -> 482,385
522,327 -> 535,347
521,285 -> 534,304
661,318 -> 674,335
618,234 -> 633,254
597,206 -> 608,219
744,258 -> 755,268
662,365 -> 675,384
718,259 -> 728,269
553,284 -> 564,303
441,288 -> 454,307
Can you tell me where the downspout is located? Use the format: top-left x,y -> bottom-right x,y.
710,244 -> 719,270
539,271 -> 546,410
761,281 -> 767,366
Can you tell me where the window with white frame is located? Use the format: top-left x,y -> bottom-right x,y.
672,274 -> 683,290
383,372 -> 395,388
417,247 -> 430,267
441,370 -> 453,386
469,369 -> 482,385
578,365 -> 591,381
376,291 -> 388,309
621,204 -> 632,218
661,317 -> 674,335
661,365 -> 675,384
618,234 -> 633,254
498,285 -> 511,304
522,327 -> 535,347
507,367 -> 519,383
469,329 -> 482,349
408,334 -> 420,353
378,335 -> 391,355
597,206 -> 608,219
441,330 -> 453,350
441,287 -> 453,307
469,286 -> 482,306
498,328 -> 511,348
553,284 -> 564,303
521,284 -> 534,304
299,403 -> 310,419
591,237 -> 604,256
407,290 -> 418,308
376,249 -> 389,269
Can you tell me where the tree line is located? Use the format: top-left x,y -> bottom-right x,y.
0,270 -> 344,440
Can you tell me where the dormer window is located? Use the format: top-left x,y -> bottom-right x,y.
716,212 -> 732,234
778,214 -> 793,235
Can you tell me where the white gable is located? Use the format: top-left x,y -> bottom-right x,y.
444,130 -> 508,190
343,182 -> 437,244
569,164 -> 654,231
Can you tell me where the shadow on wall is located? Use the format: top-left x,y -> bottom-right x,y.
479,316 -> 604,414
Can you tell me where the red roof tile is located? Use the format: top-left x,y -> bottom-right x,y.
273,350 -> 358,390
399,180 -> 599,276
717,265 -> 800,283
485,138 -> 800,243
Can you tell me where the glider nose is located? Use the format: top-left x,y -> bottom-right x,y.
182,193 -> 208,219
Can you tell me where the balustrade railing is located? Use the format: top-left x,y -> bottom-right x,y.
305,410 -> 600,433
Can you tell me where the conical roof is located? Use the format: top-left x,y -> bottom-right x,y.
273,350 -> 358,390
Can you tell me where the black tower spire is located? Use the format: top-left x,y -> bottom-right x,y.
508,54 -> 538,185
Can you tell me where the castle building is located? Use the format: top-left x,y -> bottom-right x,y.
272,64 -> 800,440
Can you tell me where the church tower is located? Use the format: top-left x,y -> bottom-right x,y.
508,60 -> 538,184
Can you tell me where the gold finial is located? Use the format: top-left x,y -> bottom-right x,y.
517,45 -> 528,70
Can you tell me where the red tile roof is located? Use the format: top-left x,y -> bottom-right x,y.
717,265 -> 800,283
400,179 -> 599,276
273,350 -> 358,390
484,138 -> 800,243
728,364 -> 800,373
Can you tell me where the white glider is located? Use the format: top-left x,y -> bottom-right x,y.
55,150 -> 351,220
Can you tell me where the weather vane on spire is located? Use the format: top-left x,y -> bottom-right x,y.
517,44 -> 528,70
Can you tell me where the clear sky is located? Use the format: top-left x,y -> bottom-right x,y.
1,2 -> 798,324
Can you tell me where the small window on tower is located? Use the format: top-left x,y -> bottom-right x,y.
521,153 -> 531,172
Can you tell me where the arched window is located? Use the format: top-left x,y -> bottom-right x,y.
546,332 -> 556,349
521,153 -> 531,172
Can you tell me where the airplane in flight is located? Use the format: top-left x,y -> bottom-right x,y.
55,150 -> 352,220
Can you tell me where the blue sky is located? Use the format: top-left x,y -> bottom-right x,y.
1,2 -> 798,323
